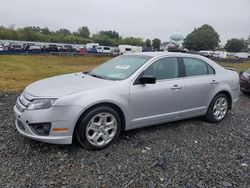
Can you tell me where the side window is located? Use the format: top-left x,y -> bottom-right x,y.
144,57 -> 178,80
207,64 -> 215,74
183,58 -> 212,77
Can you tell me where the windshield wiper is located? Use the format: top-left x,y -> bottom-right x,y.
90,73 -> 106,79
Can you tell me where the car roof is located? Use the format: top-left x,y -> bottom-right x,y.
130,52 -> 200,58
128,52 -> 224,71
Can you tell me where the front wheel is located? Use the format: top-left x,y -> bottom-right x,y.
205,94 -> 229,123
75,106 -> 121,150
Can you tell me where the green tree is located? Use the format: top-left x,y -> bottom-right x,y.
146,39 -> 151,47
152,38 -> 161,51
56,28 -> 71,36
77,26 -> 90,38
225,38 -> 247,52
183,24 -> 220,51
92,34 -> 112,46
41,27 -> 50,35
99,30 -> 120,39
122,37 -> 145,46
247,35 -> 250,45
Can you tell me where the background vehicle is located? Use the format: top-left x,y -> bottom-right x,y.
86,43 -> 99,53
234,52 -> 249,59
28,45 -> 41,51
14,52 -> 239,150
110,47 -> 120,55
240,69 -> 250,95
97,46 -> 113,54
61,44 -> 74,52
23,43 -> 35,51
46,44 -> 58,52
79,48 -> 88,54
118,45 -> 142,54
10,44 -> 23,50
0,44 -> 3,51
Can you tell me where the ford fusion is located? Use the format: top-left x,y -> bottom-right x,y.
14,52 -> 240,150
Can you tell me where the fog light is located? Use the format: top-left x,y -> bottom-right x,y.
28,123 -> 51,136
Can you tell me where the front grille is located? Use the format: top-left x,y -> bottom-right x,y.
19,93 -> 31,107
16,100 -> 25,112
16,92 -> 32,113
17,119 -> 25,131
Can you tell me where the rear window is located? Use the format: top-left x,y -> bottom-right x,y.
104,47 -> 110,50
183,58 -> 215,77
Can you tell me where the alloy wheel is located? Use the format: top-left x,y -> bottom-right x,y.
86,112 -> 118,147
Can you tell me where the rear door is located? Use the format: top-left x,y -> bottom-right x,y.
181,57 -> 216,116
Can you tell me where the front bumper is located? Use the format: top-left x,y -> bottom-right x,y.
14,102 -> 83,144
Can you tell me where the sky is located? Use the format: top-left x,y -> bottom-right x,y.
0,0 -> 249,44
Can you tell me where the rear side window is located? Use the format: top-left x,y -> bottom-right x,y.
144,57 -> 179,80
183,58 -> 215,77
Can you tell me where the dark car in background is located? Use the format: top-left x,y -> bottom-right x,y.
240,69 -> 250,95
60,44 -> 74,52
47,44 -> 58,52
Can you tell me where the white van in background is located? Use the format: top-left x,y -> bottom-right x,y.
97,46 -> 113,54
213,51 -> 228,59
118,45 -> 142,54
233,52 -> 249,59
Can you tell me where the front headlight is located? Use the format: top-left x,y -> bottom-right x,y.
27,98 -> 57,110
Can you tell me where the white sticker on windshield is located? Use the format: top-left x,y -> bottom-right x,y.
115,65 -> 130,70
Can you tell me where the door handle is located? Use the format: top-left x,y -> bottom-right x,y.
171,85 -> 182,90
211,80 -> 218,85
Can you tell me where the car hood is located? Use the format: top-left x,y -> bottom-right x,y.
25,72 -> 115,97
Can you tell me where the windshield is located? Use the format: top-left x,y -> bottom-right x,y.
88,55 -> 152,80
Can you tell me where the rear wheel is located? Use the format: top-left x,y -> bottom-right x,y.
76,106 -> 121,150
205,94 -> 229,123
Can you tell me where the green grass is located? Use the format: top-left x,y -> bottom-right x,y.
0,55 -> 249,91
217,61 -> 250,73
0,55 -> 111,91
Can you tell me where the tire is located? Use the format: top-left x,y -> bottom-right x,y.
205,93 -> 229,123
75,106 -> 121,150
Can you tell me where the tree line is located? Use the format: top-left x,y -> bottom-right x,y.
0,25 -> 162,50
0,24 -> 249,52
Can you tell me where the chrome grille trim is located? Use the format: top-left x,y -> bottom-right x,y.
16,92 -> 33,112
16,99 -> 26,112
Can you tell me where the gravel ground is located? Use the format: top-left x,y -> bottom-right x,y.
0,92 -> 249,188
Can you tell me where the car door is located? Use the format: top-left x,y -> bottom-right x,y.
129,57 -> 184,127
181,57 -> 216,117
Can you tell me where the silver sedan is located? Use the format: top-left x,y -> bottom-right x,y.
14,52 -> 240,150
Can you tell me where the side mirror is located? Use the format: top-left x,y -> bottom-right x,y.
140,75 -> 156,84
